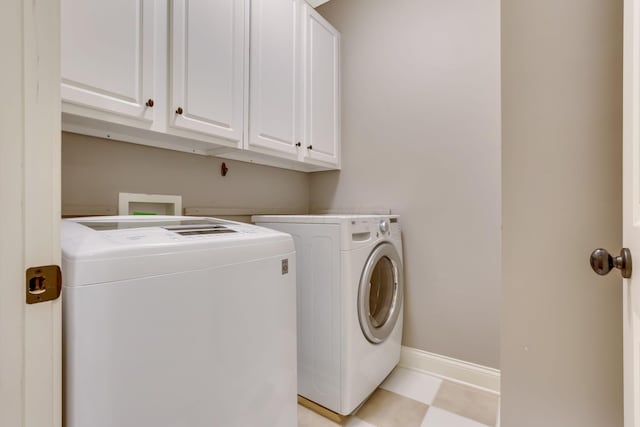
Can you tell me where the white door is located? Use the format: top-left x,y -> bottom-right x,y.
61,0 -> 155,123
301,4 -> 341,168
0,0 -> 62,427
624,0 -> 640,425
170,0 -> 246,146
248,0 -> 302,158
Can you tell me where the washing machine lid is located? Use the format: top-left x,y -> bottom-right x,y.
63,216 -> 280,252
62,216 -> 294,287
75,217 -> 234,233
358,242 -> 404,344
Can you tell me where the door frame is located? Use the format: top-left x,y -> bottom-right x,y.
0,0 -> 62,426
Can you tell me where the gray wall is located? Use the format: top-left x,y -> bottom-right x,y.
62,132 -> 309,218
501,0 -> 623,425
313,0 -> 502,368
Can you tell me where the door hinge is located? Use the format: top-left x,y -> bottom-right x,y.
26,265 -> 62,304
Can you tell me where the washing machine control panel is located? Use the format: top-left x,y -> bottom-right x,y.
379,219 -> 390,234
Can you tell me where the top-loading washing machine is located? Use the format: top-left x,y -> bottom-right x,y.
252,214 -> 404,416
62,216 -> 297,427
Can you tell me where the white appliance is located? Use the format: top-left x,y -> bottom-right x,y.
252,214 -> 404,415
62,216 -> 297,427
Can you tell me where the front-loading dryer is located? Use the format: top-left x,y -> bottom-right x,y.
253,214 -> 404,416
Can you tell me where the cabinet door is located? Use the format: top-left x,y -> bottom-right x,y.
248,0 -> 301,157
302,4 -> 340,167
61,0 -> 155,122
170,0 -> 246,145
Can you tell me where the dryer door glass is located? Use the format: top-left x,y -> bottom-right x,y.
369,256 -> 395,328
358,242 -> 404,344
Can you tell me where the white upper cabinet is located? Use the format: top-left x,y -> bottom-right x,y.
301,4 -> 340,167
61,0 -> 156,123
170,0 -> 247,146
248,0 -> 340,168
248,0 -> 301,157
61,0 -> 340,171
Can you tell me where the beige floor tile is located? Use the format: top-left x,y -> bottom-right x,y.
355,389 -> 428,427
298,404 -> 343,427
431,381 -> 499,427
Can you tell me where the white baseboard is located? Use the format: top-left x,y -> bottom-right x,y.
399,346 -> 500,394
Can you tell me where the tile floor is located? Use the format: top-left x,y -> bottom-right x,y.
298,367 -> 500,427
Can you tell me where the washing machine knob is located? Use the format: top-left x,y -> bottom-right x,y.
379,219 -> 390,234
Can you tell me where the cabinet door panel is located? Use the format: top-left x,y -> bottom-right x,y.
61,0 -> 154,121
303,5 -> 340,167
249,0 -> 300,156
171,0 -> 246,144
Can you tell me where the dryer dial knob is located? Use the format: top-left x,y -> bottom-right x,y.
379,220 -> 390,234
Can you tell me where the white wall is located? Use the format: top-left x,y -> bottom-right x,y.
312,0 -> 501,368
501,0 -> 623,425
62,132 -> 309,219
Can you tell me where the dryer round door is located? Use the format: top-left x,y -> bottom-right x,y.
358,242 -> 404,344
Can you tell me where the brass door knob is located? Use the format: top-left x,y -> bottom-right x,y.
176,107 -> 183,115
145,99 -> 154,107
590,248 -> 632,278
